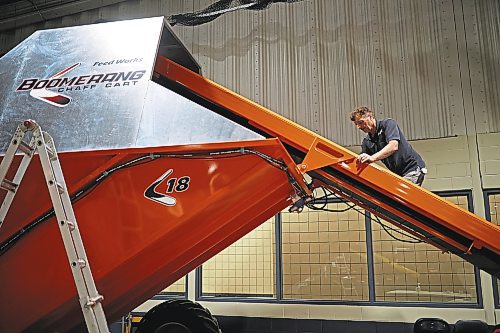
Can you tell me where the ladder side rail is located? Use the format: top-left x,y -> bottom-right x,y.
0,124 -> 28,185
0,123 -> 35,229
0,137 -> 36,228
42,131 -> 110,332
33,128 -> 110,333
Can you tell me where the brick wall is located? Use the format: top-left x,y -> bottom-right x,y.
349,134 -> 500,192
479,133 -> 500,189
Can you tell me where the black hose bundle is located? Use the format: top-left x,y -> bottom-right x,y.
168,0 -> 304,26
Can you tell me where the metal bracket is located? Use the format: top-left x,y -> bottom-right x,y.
465,240 -> 481,255
297,137 -> 354,174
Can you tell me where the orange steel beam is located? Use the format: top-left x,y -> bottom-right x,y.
154,56 -> 500,260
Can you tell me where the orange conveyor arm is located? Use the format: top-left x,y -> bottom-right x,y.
153,56 -> 500,278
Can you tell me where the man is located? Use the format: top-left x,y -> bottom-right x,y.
350,106 -> 426,185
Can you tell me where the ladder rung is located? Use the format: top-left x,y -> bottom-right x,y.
1,179 -> 18,192
56,182 -> 65,194
85,295 -> 104,308
73,259 -> 87,269
46,145 -> 56,160
60,220 -> 76,231
18,141 -> 34,155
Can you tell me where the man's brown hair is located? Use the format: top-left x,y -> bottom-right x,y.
350,106 -> 373,121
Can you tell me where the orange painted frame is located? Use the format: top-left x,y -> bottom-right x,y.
154,56 -> 500,256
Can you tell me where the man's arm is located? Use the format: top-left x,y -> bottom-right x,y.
358,139 -> 399,163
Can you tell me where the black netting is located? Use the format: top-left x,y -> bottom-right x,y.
168,0 -> 304,26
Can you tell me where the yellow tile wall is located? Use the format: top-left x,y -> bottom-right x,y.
281,203 -> 369,301
479,133 -> 500,188
161,276 -> 186,294
201,217 -> 276,297
347,134 -> 500,191
371,194 -> 477,303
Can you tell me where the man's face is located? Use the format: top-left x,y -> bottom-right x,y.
353,114 -> 376,134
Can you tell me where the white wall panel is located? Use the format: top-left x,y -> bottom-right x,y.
462,0 -> 500,134
0,0 -> 499,146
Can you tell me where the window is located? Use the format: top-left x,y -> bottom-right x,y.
371,192 -> 478,303
485,191 -> 500,307
158,276 -> 187,296
197,190 -> 482,306
281,202 -> 369,301
199,217 -> 276,298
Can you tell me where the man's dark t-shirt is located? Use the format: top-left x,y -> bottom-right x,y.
361,118 -> 425,176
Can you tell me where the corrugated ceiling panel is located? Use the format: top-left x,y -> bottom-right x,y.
171,0 -> 322,133
312,0 -> 467,145
170,0 -> 469,145
463,0 -> 500,134
0,0 -> 498,145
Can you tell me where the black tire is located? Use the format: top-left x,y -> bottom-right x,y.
136,299 -> 221,333
413,318 -> 450,333
454,320 -> 489,333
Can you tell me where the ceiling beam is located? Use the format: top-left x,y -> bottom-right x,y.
0,0 -> 129,32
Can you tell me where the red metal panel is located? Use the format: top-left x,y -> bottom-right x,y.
0,139 -> 297,332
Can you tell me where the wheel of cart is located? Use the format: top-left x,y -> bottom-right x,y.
135,300 -> 221,333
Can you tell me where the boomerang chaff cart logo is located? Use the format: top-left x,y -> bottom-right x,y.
15,63 -> 146,107
20,63 -> 80,107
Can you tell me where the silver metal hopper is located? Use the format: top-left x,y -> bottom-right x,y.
0,17 -> 261,153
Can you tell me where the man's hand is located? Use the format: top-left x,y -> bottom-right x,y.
357,153 -> 375,164
358,140 -> 399,165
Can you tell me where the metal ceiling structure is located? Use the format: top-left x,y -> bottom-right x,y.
0,0 -> 128,32
0,0 -> 78,19
1,0 -> 499,143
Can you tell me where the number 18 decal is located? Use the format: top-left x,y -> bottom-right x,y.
144,169 -> 191,206
165,176 -> 190,193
